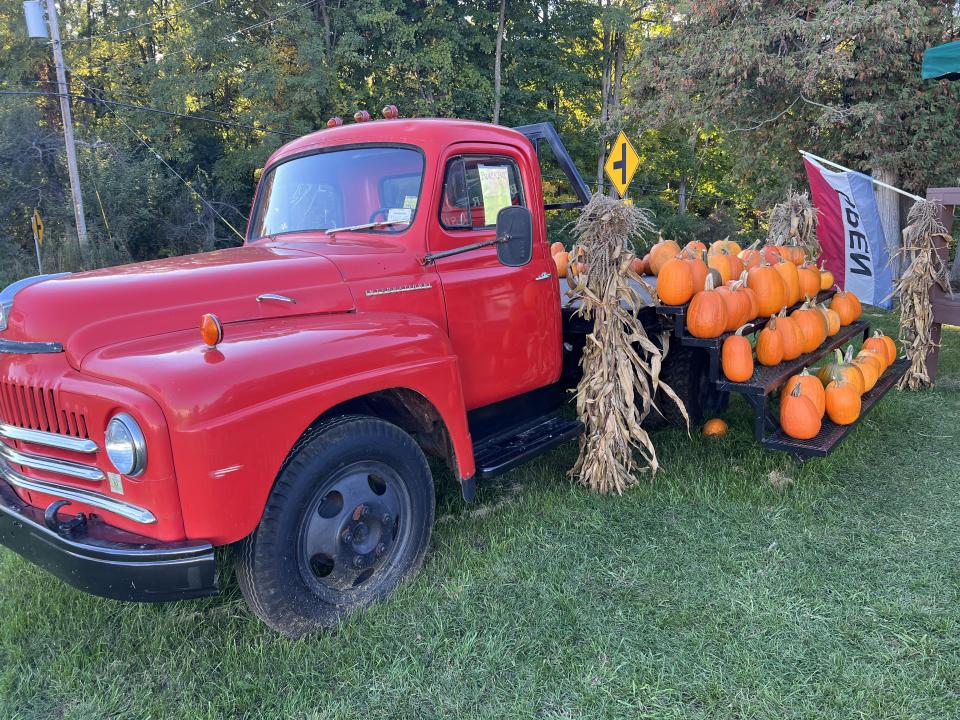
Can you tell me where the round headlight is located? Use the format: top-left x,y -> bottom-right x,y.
105,413 -> 147,477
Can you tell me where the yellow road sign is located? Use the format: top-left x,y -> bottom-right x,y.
604,131 -> 640,199
31,209 -> 44,246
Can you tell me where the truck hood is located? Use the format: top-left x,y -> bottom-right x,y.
3,245 -> 354,364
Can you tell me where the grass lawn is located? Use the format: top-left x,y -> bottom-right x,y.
1,311 -> 958,719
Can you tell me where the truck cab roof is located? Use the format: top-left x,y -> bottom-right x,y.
265,118 -> 534,170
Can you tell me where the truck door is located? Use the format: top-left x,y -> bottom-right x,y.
429,145 -> 562,409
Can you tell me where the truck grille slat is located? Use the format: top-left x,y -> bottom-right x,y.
0,379 -> 87,438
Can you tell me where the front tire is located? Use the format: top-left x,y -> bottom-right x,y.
234,415 -> 435,637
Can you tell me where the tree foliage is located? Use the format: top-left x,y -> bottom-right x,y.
0,1 -> 957,285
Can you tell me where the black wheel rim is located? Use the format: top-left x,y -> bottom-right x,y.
297,461 -> 412,601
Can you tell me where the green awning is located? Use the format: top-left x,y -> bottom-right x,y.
922,40 -> 960,80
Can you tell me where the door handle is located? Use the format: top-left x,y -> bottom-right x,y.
257,293 -> 296,304
534,271 -> 552,281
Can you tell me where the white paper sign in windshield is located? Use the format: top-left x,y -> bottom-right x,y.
477,165 -> 512,226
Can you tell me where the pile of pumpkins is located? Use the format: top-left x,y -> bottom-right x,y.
636,238 -> 839,339
778,332 -> 898,439
720,289 -> 862,383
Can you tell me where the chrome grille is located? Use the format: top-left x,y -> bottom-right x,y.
0,379 -> 88,438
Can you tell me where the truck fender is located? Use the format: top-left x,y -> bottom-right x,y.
81,312 -> 475,545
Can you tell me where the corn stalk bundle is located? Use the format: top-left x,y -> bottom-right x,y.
566,194 -> 688,494
891,200 -> 952,391
767,190 -> 819,258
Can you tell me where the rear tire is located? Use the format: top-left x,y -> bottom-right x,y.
647,346 -> 720,427
234,415 -> 435,638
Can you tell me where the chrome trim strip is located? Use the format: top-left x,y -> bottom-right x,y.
0,440 -> 104,482
365,283 -> 432,297
256,293 -> 296,304
534,271 -> 552,281
0,423 -> 98,454
0,338 -> 63,355
0,459 -> 155,524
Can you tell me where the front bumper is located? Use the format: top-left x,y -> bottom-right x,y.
0,479 -> 217,602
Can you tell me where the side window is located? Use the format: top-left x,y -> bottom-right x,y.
440,156 -> 525,230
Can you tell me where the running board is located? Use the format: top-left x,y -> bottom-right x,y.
473,415 -> 583,479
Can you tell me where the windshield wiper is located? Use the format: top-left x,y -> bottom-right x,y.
325,220 -> 406,237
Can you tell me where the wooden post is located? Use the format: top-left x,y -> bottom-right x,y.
924,187 -> 959,383
45,0 -> 90,259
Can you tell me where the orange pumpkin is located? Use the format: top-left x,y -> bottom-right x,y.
736,273 -> 759,320
722,325 -> 755,382
550,241 -> 566,257
553,251 -> 569,278
797,264 -> 821,300
776,309 -> 805,361
825,379 -> 861,425
853,352 -> 881,392
628,256 -> 646,275
817,302 -> 841,336
756,317 -> 784,366
790,300 -> 828,354
739,247 -> 762,269
864,331 -> 896,366
710,238 -> 742,256
649,239 -> 682,275
785,367 -> 825,417
780,381 -> 822,440
716,283 -> 752,332
816,348 -> 865,395
686,275 -> 728,338
725,251 -> 745,280
759,245 -> 780,265
701,418 -> 729,437
747,261 -> 787,317
707,252 -> 733,284
657,257 -> 695,305
787,245 -> 806,265
830,291 -> 860,325
684,240 -> 707,256
819,266 -> 834,290
774,258 -> 802,306
684,254 -> 709,297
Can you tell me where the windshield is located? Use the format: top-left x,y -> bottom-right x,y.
251,146 -> 424,238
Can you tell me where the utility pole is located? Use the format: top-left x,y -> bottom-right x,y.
25,1 -> 89,256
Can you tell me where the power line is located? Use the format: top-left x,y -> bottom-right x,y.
62,0 -> 216,42
71,75 -> 246,242
0,88 -> 299,137
76,0 -> 317,73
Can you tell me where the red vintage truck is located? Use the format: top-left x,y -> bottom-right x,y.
1,114 -> 901,637
2,117 -> 695,636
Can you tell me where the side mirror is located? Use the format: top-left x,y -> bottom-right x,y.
495,206 -> 533,267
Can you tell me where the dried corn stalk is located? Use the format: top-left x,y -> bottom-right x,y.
891,200 -> 952,390
767,190 -> 819,258
567,194 -> 688,494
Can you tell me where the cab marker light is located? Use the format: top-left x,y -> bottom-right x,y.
200,313 -> 223,348
353,110 -> 371,123
382,104 -> 399,119
327,116 -> 343,128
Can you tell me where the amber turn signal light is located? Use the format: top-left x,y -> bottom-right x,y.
353,110 -> 370,123
382,104 -> 399,119
200,313 -> 223,348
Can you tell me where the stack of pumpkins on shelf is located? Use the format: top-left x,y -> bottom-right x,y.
639,238 -> 840,339
777,332 -> 898,440
720,289 -> 862,382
